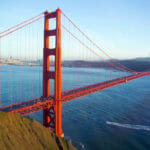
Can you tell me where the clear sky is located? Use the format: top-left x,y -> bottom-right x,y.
0,0 -> 150,59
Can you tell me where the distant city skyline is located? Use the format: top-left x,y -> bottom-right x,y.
0,0 -> 150,59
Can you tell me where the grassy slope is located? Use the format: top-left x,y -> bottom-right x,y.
0,112 -> 76,150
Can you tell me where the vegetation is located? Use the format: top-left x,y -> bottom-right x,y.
0,111 -> 76,150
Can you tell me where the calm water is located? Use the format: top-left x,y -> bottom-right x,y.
1,65 -> 150,150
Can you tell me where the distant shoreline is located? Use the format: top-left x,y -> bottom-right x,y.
1,57 -> 150,72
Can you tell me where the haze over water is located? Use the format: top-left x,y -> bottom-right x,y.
1,65 -> 150,150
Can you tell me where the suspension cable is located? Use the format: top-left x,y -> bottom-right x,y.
61,10 -> 138,73
0,13 -> 43,35
61,24 -> 134,73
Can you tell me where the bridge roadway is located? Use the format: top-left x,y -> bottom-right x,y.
0,71 -> 150,115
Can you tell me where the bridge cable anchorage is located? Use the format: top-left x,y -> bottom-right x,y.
61,24 -> 134,73
61,10 -> 138,74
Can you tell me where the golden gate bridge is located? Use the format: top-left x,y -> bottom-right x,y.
0,8 -> 150,137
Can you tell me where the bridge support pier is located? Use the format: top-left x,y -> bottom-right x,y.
43,103 -> 63,137
43,9 -> 63,137
43,106 -> 55,131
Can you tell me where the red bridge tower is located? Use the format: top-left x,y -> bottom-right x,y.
43,9 -> 63,137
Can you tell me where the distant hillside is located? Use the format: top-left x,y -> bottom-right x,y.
1,57 -> 150,72
134,57 -> 150,62
61,59 -> 150,72
0,112 -> 76,150
116,59 -> 150,72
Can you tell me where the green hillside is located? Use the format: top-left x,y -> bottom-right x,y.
0,111 -> 76,150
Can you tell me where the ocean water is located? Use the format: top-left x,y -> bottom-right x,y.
1,65 -> 150,150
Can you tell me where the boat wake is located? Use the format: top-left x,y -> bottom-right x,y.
106,121 -> 150,131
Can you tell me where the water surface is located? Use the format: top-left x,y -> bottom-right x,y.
1,65 -> 150,150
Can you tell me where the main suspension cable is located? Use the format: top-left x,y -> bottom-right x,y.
61,10 -> 138,73
0,13 -> 43,35
61,24 -> 133,73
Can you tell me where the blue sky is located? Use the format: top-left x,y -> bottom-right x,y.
0,0 -> 150,59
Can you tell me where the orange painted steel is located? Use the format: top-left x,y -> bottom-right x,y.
43,9 -> 63,137
43,10 -> 50,130
1,71 -> 150,116
55,8 -> 63,137
0,9 -> 150,138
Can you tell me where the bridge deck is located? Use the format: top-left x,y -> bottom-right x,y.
0,71 -> 150,115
